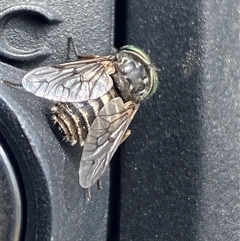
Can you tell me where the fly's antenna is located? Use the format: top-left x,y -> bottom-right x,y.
147,49 -> 160,72
151,63 -> 161,72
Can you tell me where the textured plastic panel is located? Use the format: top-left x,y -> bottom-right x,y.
119,0 -> 240,240
0,1 -> 114,240
1,0 -> 239,240
0,143 -> 22,241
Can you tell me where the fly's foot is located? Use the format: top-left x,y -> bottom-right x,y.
97,179 -> 102,190
120,130 -> 131,144
85,188 -> 91,201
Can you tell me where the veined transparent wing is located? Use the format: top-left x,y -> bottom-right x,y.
22,56 -> 114,102
79,97 -> 139,188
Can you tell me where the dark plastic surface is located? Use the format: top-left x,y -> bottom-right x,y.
0,0 -> 239,241
0,4 -> 62,61
0,1 -> 114,240
119,0 -> 240,241
0,143 -> 22,241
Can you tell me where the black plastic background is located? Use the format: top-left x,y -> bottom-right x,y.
0,0 -> 239,241
118,0 -> 240,241
0,1 -> 114,241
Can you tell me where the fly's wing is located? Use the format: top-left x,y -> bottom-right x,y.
79,97 -> 139,188
22,57 -> 114,102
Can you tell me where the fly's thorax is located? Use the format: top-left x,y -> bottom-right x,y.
51,90 -> 116,146
112,45 -> 158,103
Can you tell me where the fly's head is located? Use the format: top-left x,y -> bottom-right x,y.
113,45 -> 158,102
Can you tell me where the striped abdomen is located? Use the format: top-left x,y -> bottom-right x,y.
51,89 -> 117,146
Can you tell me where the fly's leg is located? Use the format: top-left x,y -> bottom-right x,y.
68,35 -> 79,57
120,130 -> 131,144
68,36 -> 98,60
1,80 -> 24,89
97,179 -> 102,190
84,180 -> 102,201
76,54 -> 99,60
85,188 -> 91,201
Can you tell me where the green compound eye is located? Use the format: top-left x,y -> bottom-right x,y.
120,45 -> 151,62
148,65 -> 158,98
